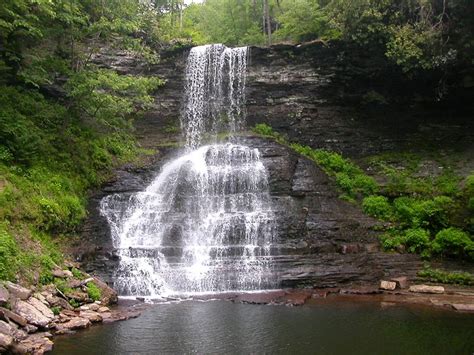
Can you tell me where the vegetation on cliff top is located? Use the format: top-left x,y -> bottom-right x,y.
165,0 -> 473,80
253,123 -> 474,263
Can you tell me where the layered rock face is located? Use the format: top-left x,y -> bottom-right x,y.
246,44 -> 474,157
98,43 -> 473,156
79,135 -> 421,288
79,43 -> 474,290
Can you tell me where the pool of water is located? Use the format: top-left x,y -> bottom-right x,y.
52,299 -> 474,354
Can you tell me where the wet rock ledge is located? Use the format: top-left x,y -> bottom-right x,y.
0,269 -> 141,354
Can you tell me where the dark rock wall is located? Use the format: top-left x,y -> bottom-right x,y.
245,44 -> 474,157
114,42 -> 474,156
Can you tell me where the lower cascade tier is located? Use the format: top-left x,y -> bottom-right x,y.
101,143 -> 279,297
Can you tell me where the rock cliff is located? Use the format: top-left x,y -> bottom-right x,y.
77,42 -> 474,289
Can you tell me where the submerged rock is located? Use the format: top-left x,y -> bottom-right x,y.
451,304 -> 474,312
79,311 -> 102,323
409,285 -> 444,294
59,317 -> 91,330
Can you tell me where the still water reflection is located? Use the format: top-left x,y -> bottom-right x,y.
52,299 -> 474,354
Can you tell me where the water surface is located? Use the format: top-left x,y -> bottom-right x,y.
52,300 -> 474,354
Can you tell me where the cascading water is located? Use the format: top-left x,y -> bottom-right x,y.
101,44 -> 277,297
182,44 -> 248,149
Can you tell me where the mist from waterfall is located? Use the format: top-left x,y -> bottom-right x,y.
100,44 -> 277,297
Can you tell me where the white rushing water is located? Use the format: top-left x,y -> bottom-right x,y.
101,44 -> 277,297
182,44 -> 247,149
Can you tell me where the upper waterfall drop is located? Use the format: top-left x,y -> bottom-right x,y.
100,44 -> 278,297
182,44 -> 248,149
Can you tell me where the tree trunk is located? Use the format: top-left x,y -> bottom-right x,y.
263,0 -> 272,46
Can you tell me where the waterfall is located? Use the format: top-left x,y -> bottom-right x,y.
101,44 -> 277,297
182,44 -> 248,149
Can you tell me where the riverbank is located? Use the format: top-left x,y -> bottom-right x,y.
174,284 -> 474,313
2,278 -> 472,354
0,274 -> 145,354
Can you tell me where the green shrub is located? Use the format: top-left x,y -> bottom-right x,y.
402,228 -> 431,253
86,282 -> 101,301
51,306 -> 61,315
362,195 -> 393,220
71,268 -> 84,279
253,123 -> 274,136
432,228 -> 474,260
418,267 -> 473,285
465,174 -> 474,195
353,174 -> 379,196
379,231 -> 404,251
393,196 -> 453,230
289,143 -> 378,198
69,299 -> 80,308
54,278 -> 73,295
0,226 -> 19,281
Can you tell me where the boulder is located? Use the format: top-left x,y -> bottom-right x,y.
60,310 -> 77,318
33,293 -> 49,307
12,299 -> 54,328
90,278 -> 118,305
100,312 -> 112,321
25,324 -> 38,334
12,332 -> 53,355
65,290 -> 88,302
379,280 -> 397,291
12,328 -> 28,341
0,320 -> 13,336
61,317 -> 91,330
451,304 -> 474,312
88,303 -> 100,312
0,333 -> 13,352
409,285 -> 444,294
28,297 -> 54,320
390,276 -> 408,289
46,294 -> 74,310
52,268 -> 73,278
98,306 -> 110,313
79,310 -> 102,323
5,282 -> 32,300
67,279 -> 82,289
0,285 -> 9,305
339,244 -> 360,254
0,307 -> 28,327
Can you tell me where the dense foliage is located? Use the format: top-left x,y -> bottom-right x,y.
253,123 -> 474,263
0,0 -> 163,282
169,0 -> 474,76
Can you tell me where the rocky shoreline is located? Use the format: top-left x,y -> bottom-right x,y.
180,282 -> 474,314
0,269 -> 144,354
2,277 -> 472,354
